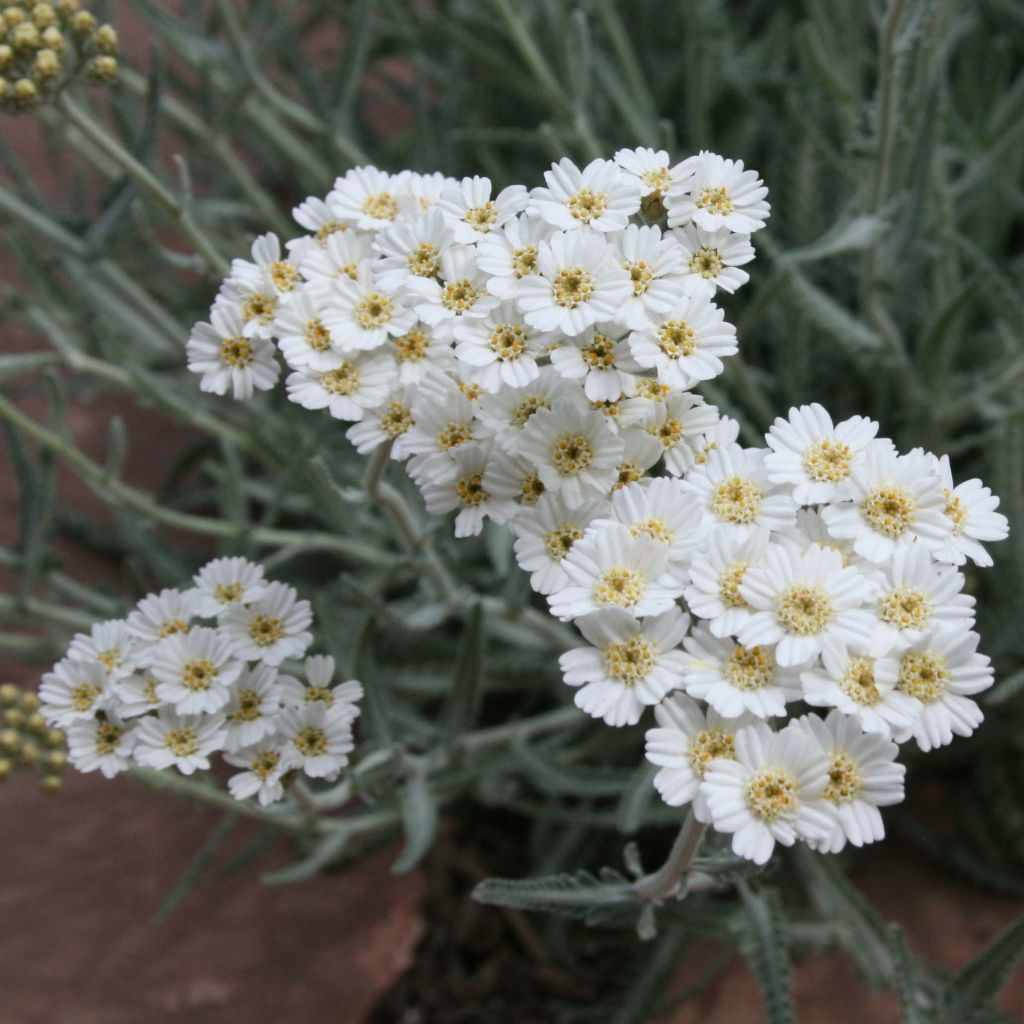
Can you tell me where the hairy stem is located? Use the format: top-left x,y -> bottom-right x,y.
632,810 -> 708,902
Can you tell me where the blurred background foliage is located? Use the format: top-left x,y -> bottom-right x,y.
2,0 -> 1023,1020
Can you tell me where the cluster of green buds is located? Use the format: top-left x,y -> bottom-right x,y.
0,682 -> 67,791
0,0 -> 118,114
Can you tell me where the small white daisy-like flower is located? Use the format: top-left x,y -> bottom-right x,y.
230,232 -> 301,298
628,291 -> 737,389
701,720 -> 832,865
272,288 -> 343,373
684,414 -> 742,472
644,693 -> 757,823
298,231 -> 373,300
420,442 -> 518,538
623,391 -> 721,476
452,301 -> 552,392
39,658 -> 110,727
672,224 -> 755,297
322,263 -> 416,352
346,385 -> 417,456
821,445 -> 951,564
187,302 -> 281,400
403,380 -> 481,482
149,626 -> 242,715
517,403 -> 625,506
219,581 -> 314,667
877,625 -> 993,752
279,655 -> 363,721
611,223 -> 687,330
404,245 -> 499,335
869,543 -> 974,656
188,557 -> 269,618
797,711 -> 906,854
372,207 -> 454,292
682,444 -> 797,539
559,607 -> 689,726
516,229 -> 632,337
666,151 -> 770,234
278,704 -> 356,779
436,175 -> 528,243
764,404 -> 879,505
738,543 -> 876,667
548,522 -> 684,621
529,157 -> 641,233
222,663 -> 283,752
67,619 -> 137,679
112,671 -> 164,720
475,215 -> 554,299
225,739 -> 288,806
327,165 -> 405,230
612,147 -> 692,217
289,194 -> 348,256
548,326 -> 642,403
133,709 -> 227,775
684,527 -> 773,639
400,170 -> 458,213
386,323 -> 455,385
511,492 -> 610,595
681,627 -> 802,719
285,351 -> 396,422
800,643 -> 919,738
930,454 -> 1010,568
476,366 -> 581,455
216,271 -> 282,340
126,588 -> 197,656
66,713 -> 136,779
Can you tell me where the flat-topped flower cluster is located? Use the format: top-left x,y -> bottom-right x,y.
39,557 -> 362,805
169,149 -> 1006,864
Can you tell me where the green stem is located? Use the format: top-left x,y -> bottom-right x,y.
632,810 -> 707,902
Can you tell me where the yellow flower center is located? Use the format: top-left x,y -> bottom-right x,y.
824,751 -> 865,804
657,320 -> 696,358
407,242 -> 440,278
230,689 -> 263,722
839,656 -> 882,706
710,475 -> 763,525
464,203 -> 498,231
294,726 -> 328,757
803,438 -> 854,484
862,484 -> 916,538
719,560 -> 752,609
745,766 -> 798,822
214,582 -> 244,604
95,722 -> 124,755
394,328 -> 429,362
362,191 -> 398,221
689,247 -> 723,278
157,618 -> 190,639
580,334 -> 617,369
270,260 -> 299,292
70,683 -> 100,712
630,518 -> 673,543
97,649 -> 122,672
593,567 -> 647,609
438,421 -> 473,451
241,292 -> 276,325
322,362 -> 360,396
306,319 -> 332,351
567,188 -> 607,223
248,614 -> 284,648
552,433 -> 593,476
490,324 -> 527,360
442,279 -> 481,313
165,726 -> 199,758
697,186 -> 734,215
776,583 -> 835,636
458,380 -> 484,401
511,245 -> 537,277
879,587 -> 930,631
553,267 -> 594,308
688,728 -> 736,776
305,686 -> 334,706
456,473 -> 489,507
641,167 -> 672,194
220,336 -> 254,368
251,750 -> 281,779
511,395 -> 550,429
603,635 -> 656,686
650,416 -> 683,448
543,523 -> 582,561
723,644 -> 775,691
614,462 -> 645,489
521,470 -> 545,505
356,293 -> 393,329
944,490 -> 967,535
379,402 -> 412,437
897,650 -> 950,704
624,260 -> 653,296
181,658 -> 216,691
315,222 -> 346,245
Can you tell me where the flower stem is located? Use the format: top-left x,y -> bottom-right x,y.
632,810 -> 707,902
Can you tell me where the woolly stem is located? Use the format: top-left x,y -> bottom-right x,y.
632,810 -> 708,902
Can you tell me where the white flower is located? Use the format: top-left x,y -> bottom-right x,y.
671,224 -> 754,297
559,607 -> 689,726
476,366 -> 581,454
644,693 -> 756,822
764,404 -> 879,505
285,352 -> 396,421
419,442 -> 518,538
516,229 -> 631,337
322,263 -> 416,352
67,619 -> 137,679
346,386 -> 417,456
738,543 -> 876,667
436,175 -> 528,243
216,272 -> 281,340
66,714 -> 136,779
877,625 -> 993,751
611,429 -> 664,491
187,302 -> 280,400
625,391 -> 721,476
149,626 -> 242,714
475,215 -> 554,299
612,223 -> 687,329
372,207 -> 454,291
188,556 -> 269,617
681,627 -> 802,718
222,663 -> 283,752
666,151 -> 770,234
821,445 -> 950,564
404,245 -> 499,335
387,323 -> 455,384
230,232 -> 300,298
289,194 -> 348,256
681,444 -> 797,538
403,380 -> 480,482
112,671 -> 165,719
400,170 -> 457,213
613,147 -> 686,199
684,527 -> 772,639
931,455 -> 1010,567
511,492 -> 610,595
701,720 -> 832,864
548,522 -> 684,621
298,230 -> 372,300
529,157 -> 641,233
517,403 -> 624,506
272,288 -> 343,372
869,543 -> 974,656
126,588 -> 198,656
549,326 -> 642,402
133,709 -> 226,775
279,655 -> 363,721
278,704 -> 356,779
797,711 -> 905,854
225,739 -> 288,806
327,166 -> 405,230
39,658 -> 110,727
219,581 -> 314,667
684,414 -> 741,473
452,301 -> 552,392
800,644 -> 919,738
628,291 -> 737,388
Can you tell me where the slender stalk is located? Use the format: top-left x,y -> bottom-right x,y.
632,810 -> 708,902
0,592 -> 97,631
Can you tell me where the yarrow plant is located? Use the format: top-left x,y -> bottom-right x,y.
173,149 -> 1010,869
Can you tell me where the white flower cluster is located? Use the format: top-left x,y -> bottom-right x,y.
184,150 -> 1010,864
38,558 -> 362,806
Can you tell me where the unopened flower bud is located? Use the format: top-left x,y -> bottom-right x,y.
68,8 -> 93,35
45,749 -> 67,771
26,711 -> 47,735
46,728 -> 65,748
0,727 -> 22,753
39,773 -> 62,793
40,23 -> 62,50
0,682 -> 18,706
640,192 -> 668,224
3,707 -> 24,728
0,43 -> 12,70
85,52 -> 114,83
20,691 -> 41,711
32,3 -> 57,28
31,45 -> 59,79
11,21 -> 40,50
55,0 -> 79,16
19,741 -> 39,766
0,756 -> 12,780
3,7 -> 27,29
92,21 -> 115,53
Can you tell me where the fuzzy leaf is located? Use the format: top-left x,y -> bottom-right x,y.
736,883 -> 795,1024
